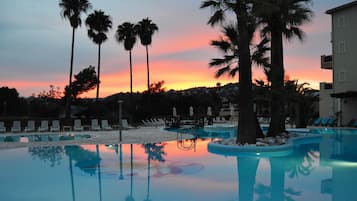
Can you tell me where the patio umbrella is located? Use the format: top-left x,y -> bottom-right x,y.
207,106 -> 212,116
173,107 -> 177,117
189,106 -> 194,117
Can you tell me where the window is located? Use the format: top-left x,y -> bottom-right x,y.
337,15 -> 346,28
337,41 -> 346,54
338,70 -> 347,82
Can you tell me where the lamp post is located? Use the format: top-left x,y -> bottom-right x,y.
118,100 -> 123,142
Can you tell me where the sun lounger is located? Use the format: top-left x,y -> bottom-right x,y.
91,119 -> 101,131
11,121 -> 21,133
101,120 -> 112,131
121,119 -> 134,129
50,120 -> 60,132
320,117 -> 330,126
24,120 -> 35,132
313,117 -> 322,126
327,117 -> 337,127
352,119 -> 357,127
73,119 -> 83,131
38,120 -> 49,132
0,121 -> 6,133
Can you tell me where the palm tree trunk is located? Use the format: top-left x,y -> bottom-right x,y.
236,12 -> 256,144
65,27 -> 76,119
96,145 -> 103,201
146,45 -> 150,95
69,155 -> 76,201
96,43 -> 101,102
129,50 -> 133,97
268,30 -> 286,137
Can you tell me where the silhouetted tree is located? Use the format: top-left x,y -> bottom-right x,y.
256,0 -> 313,136
59,0 -> 92,118
201,0 -> 260,144
135,18 -> 158,96
116,22 -> 137,97
65,65 -> 99,99
85,10 -> 112,101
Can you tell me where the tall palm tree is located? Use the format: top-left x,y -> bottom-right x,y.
257,0 -> 313,136
209,23 -> 269,78
85,10 -> 112,101
135,18 -> 158,96
201,0 -> 260,144
115,22 -> 137,97
59,0 -> 91,118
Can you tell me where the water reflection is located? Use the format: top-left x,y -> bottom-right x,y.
142,143 -> 166,201
28,146 -> 64,167
14,134 -> 357,201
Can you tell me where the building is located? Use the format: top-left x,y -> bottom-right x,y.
320,1 -> 357,126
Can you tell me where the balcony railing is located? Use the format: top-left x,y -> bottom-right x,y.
321,55 -> 333,69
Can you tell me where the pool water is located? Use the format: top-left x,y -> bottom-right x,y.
0,134 -> 91,142
1,130 -> 357,201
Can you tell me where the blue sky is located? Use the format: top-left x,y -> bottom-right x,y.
0,0 -> 352,97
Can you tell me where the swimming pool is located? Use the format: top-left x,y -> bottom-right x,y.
0,134 -> 91,142
0,129 -> 357,201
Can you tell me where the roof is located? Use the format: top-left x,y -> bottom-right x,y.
326,1 -> 357,14
330,91 -> 357,98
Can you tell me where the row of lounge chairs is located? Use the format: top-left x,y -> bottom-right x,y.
141,118 -> 165,127
313,117 -> 337,127
0,119 -> 122,133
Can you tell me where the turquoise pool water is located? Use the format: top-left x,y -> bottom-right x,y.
0,134 -> 91,142
0,129 -> 357,201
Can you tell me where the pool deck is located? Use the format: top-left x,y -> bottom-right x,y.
0,126 -> 193,150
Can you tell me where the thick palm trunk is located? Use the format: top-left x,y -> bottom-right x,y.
268,30 -> 286,136
129,50 -> 133,97
146,45 -> 150,95
236,13 -> 256,145
96,43 -> 101,102
65,27 -> 76,119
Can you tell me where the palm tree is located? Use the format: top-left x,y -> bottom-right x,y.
257,0 -> 313,136
135,18 -> 158,96
115,22 -> 137,97
59,0 -> 92,118
85,10 -> 112,101
201,0 -> 260,144
209,23 -> 269,78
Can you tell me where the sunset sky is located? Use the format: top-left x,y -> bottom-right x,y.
0,0 -> 351,98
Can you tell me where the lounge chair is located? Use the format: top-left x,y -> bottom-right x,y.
50,120 -> 60,132
73,119 -> 83,131
121,119 -> 134,129
313,117 -> 322,126
101,120 -> 112,131
24,120 -> 35,132
327,117 -> 337,127
320,117 -> 330,126
353,119 -> 357,127
11,121 -> 21,133
0,121 -> 6,133
38,120 -> 49,132
91,119 -> 101,131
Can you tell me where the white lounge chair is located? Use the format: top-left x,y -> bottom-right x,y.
91,119 -> 101,131
24,120 -> 35,132
0,121 -> 6,133
101,120 -> 112,131
38,120 -> 49,132
50,120 -> 60,132
121,119 -> 134,129
11,121 -> 21,133
73,119 -> 83,131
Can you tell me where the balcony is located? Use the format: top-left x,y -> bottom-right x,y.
321,55 -> 333,69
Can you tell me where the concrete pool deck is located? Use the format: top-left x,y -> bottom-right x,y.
0,126 -> 194,149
